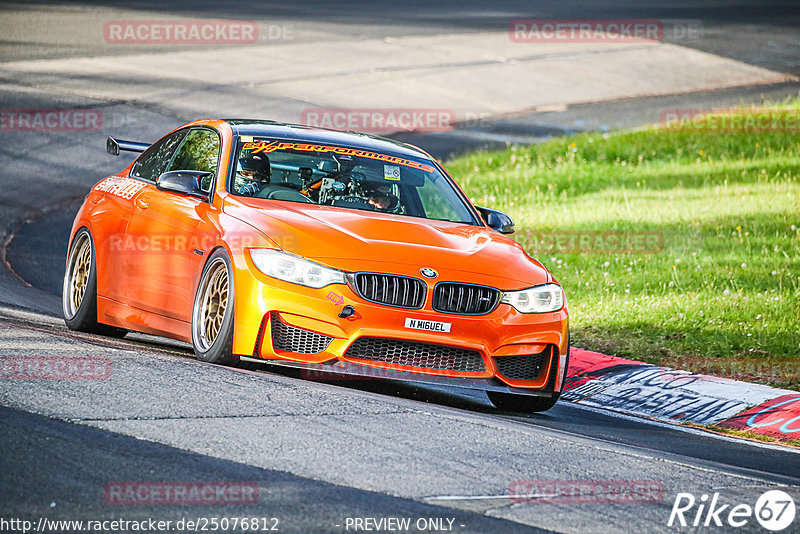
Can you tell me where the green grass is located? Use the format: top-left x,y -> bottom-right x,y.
445,99 -> 800,390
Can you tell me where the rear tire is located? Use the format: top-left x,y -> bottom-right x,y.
191,249 -> 238,365
62,228 -> 127,338
488,340 -> 570,413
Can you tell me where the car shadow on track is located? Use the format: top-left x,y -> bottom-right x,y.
106,331 -> 556,419
250,360 -> 557,418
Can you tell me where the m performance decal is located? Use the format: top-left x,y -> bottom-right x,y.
93,176 -> 146,200
242,140 -> 434,173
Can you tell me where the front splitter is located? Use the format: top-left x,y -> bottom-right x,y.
239,356 -> 554,397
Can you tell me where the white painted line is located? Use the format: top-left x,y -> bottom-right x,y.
426,495 -> 512,501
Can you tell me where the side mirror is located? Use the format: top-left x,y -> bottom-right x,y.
476,206 -> 515,234
156,170 -> 211,200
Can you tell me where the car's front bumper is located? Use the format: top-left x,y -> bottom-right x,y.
231,256 -> 569,394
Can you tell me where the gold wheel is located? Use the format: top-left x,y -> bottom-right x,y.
64,234 -> 91,318
195,258 -> 229,351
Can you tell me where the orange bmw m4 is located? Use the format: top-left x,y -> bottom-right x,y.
63,119 -> 569,412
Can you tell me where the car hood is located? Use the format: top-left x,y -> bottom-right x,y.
224,198 -> 550,288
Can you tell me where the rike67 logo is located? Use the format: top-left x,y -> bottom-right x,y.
668,489 -> 796,531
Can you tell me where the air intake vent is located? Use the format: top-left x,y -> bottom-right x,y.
345,337 -> 486,372
494,351 -> 549,381
270,312 -> 333,354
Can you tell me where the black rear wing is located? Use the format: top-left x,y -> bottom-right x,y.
106,136 -> 150,156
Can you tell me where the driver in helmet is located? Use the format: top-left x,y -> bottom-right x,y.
234,154 -> 271,196
364,181 -> 399,212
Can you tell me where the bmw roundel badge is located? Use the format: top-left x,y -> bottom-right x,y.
420,268 -> 438,279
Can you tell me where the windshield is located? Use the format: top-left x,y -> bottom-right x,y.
228,137 -> 477,224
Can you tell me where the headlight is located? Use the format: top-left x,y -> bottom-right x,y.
249,249 -> 345,288
501,283 -> 564,313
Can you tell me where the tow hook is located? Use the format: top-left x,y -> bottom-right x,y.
338,305 -> 356,319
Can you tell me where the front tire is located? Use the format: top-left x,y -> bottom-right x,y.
62,228 -> 127,338
191,249 -> 237,365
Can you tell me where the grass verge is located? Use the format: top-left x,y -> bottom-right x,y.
688,422 -> 800,448
445,99 -> 800,390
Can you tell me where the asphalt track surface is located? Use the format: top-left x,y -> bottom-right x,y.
1,2 -> 800,533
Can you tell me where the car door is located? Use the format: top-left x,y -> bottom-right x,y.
124,127 -> 222,322
101,129 -> 187,303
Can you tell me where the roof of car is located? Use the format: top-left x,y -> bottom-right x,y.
222,119 -> 433,160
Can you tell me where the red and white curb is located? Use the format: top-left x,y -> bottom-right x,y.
564,348 -> 800,443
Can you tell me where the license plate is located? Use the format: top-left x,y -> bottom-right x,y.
404,318 -> 451,333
